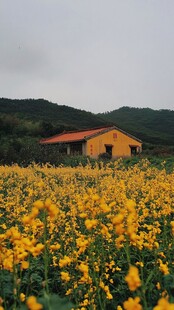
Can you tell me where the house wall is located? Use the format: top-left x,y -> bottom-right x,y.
85,129 -> 142,158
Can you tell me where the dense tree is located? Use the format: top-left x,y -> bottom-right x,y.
98,107 -> 174,145
0,98 -> 174,165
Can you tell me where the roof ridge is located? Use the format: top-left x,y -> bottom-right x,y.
63,125 -> 112,134
40,125 -> 113,142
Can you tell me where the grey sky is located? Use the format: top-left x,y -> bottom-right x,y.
1,0 -> 174,113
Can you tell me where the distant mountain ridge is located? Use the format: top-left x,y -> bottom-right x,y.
98,107 -> 174,145
0,98 -> 107,129
0,98 -> 174,145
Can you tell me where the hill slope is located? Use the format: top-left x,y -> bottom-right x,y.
0,98 -> 107,129
0,98 -> 112,164
1,98 -> 174,146
98,107 -> 174,145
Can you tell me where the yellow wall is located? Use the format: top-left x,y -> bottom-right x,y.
85,129 -> 142,158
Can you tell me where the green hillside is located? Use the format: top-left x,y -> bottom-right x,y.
98,107 -> 174,146
0,98 -> 174,165
0,98 -> 107,129
0,98 -> 111,165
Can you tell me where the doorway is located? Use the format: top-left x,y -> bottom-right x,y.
105,145 -> 113,157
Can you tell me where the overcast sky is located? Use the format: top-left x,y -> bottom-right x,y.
1,0 -> 174,113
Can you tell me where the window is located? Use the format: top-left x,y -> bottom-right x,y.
105,144 -> 113,156
129,145 -> 140,156
70,143 -> 82,155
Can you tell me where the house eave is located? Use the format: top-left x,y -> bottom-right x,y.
40,139 -> 85,145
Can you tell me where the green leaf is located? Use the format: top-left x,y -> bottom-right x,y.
163,274 -> 174,297
17,293 -> 75,310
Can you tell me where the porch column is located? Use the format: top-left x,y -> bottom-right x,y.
82,142 -> 86,155
67,144 -> 70,155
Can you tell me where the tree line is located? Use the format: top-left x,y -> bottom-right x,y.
0,98 -> 174,165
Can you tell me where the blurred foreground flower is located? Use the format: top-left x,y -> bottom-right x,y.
125,265 -> 141,291
26,296 -> 43,310
123,296 -> 142,310
153,297 -> 174,310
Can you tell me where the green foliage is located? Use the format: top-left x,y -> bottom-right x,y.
39,294 -> 74,310
20,258 -> 45,295
98,152 -> 112,161
1,98 -> 174,166
18,294 -> 75,310
163,274 -> 174,301
0,270 -> 14,308
99,106 -> 174,146
0,98 -> 107,129
121,156 -> 174,173
0,97 -> 110,165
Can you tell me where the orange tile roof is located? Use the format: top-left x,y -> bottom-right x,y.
40,126 -> 112,144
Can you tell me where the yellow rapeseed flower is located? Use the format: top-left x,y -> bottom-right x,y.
59,256 -> 72,268
60,271 -> 71,282
47,204 -> 59,219
112,214 -> 124,225
20,293 -> 26,302
170,221 -> 174,235
33,200 -> 44,210
21,261 -> 29,270
84,219 -> 98,230
79,262 -> 89,274
153,297 -> 174,310
123,296 -> 142,310
26,296 -> 43,310
30,243 -> 44,257
125,266 -> 141,291
158,259 -> 169,275
50,243 -> 61,251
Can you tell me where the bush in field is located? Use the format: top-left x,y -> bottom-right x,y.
98,152 -> 112,161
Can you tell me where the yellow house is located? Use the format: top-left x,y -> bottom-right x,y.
40,126 -> 142,158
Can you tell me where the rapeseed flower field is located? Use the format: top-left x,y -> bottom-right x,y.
0,159 -> 174,310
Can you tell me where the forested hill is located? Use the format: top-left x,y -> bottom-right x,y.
0,98 -> 174,146
0,98 -> 107,130
98,107 -> 174,146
